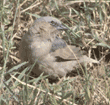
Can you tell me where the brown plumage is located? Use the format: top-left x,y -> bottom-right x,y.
19,17 -> 99,78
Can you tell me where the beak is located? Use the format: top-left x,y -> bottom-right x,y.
56,24 -> 69,30
49,21 -> 69,31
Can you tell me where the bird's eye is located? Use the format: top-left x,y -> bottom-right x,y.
51,21 -> 54,23
50,21 -> 55,25
50,21 -> 59,27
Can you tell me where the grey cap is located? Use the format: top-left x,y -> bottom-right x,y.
35,16 -> 68,30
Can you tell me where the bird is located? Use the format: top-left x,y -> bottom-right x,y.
19,16 -> 99,78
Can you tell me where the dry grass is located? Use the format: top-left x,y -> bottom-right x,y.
0,0 -> 110,105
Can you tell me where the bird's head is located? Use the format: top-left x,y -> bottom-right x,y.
35,16 -> 68,30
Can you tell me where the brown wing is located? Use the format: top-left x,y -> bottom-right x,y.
50,45 -> 85,60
